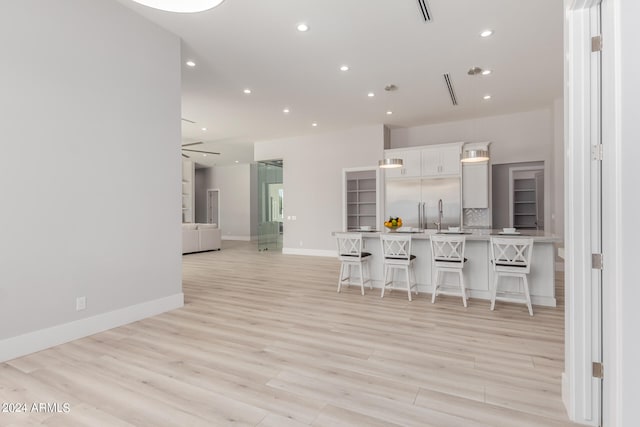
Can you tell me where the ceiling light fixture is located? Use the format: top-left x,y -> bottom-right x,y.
297,23 -> 309,32
235,160 -> 239,163
379,158 -> 403,169
186,60 -> 196,67
483,95 -> 492,100
201,127 -> 207,131
283,108 -> 290,114
340,65 -> 349,71
311,122 -> 318,127
480,29 -> 494,38
481,69 -> 492,76
386,111 -> 393,115
243,88 -> 251,94
130,0 -> 225,13
368,92 -> 375,97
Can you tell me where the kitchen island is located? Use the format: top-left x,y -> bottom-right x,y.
335,229 -> 560,307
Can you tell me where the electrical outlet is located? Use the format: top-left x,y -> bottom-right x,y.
292,215 -> 297,220
76,296 -> 86,311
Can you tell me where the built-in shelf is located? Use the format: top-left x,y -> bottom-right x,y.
344,169 -> 379,230
182,159 -> 195,223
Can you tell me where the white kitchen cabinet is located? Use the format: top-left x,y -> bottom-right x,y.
383,150 -> 421,178
421,144 -> 461,177
462,163 -> 489,208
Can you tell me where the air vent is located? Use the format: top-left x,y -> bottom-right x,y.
443,74 -> 458,106
181,118 -> 196,124
418,0 -> 432,22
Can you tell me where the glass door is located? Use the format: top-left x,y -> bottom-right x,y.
256,160 -> 283,251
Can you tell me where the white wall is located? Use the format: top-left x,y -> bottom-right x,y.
255,125 -> 385,254
201,164 -> 253,240
0,0 -> 182,360
391,107 -> 562,237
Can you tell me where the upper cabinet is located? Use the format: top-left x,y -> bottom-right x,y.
384,143 -> 463,179
421,144 -> 462,177
462,163 -> 489,208
383,150 -> 421,178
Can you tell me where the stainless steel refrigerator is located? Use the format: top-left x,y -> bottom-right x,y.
385,177 -> 461,229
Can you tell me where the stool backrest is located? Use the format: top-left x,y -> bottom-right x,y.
335,232 -> 364,260
381,234 -> 412,262
489,237 -> 534,274
430,234 -> 466,267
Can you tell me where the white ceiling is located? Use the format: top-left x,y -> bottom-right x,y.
117,0 -> 563,167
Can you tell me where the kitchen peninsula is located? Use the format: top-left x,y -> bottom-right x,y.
335,229 -> 560,307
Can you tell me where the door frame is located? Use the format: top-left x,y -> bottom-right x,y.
206,188 -> 220,227
564,0 -> 603,425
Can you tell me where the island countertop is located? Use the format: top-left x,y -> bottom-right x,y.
337,229 -> 561,243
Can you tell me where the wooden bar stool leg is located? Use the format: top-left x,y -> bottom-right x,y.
459,270 -> 467,308
490,274 -> 499,311
523,274 -> 533,316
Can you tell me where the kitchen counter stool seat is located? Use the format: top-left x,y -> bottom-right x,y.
430,234 -> 468,307
380,234 -> 418,301
335,232 -> 372,295
489,237 -> 535,316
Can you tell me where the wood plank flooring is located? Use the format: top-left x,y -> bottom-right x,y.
0,241 -> 578,426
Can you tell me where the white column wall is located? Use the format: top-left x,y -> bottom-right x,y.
0,0 -> 182,361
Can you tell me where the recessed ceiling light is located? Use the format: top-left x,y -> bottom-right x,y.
480,29 -> 494,38
203,153 -> 207,157
483,95 -> 492,100
131,0 -> 225,13
340,65 -> 350,72
186,61 -> 196,67
481,69 -> 492,76
368,92 -> 375,97
243,88 -> 251,94
235,160 -> 239,163
297,23 -> 309,32
201,127 -> 207,131
386,111 -> 393,115
312,122 -> 318,127
283,108 -> 290,114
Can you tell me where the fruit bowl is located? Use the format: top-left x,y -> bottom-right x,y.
383,217 -> 402,232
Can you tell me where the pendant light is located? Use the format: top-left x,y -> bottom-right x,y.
379,158 -> 403,168
461,149 -> 490,163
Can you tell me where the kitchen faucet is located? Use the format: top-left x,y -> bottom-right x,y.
434,199 -> 443,232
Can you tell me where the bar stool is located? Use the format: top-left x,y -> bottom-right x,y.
335,232 -> 372,295
489,237 -> 534,316
430,234 -> 468,307
380,234 -> 418,301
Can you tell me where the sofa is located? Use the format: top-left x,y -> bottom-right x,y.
182,223 -> 222,254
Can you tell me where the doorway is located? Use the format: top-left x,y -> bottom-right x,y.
256,160 -> 283,251
207,189 -> 220,226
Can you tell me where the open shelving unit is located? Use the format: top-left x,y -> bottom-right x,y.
343,168 -> 381,231
512,177 -> 537,229
182,159 -> 195,223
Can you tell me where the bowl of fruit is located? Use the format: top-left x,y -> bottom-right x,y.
384,217 -> 402,232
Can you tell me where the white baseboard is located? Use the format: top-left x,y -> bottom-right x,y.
222,235 -> 251,241
282,248 -> 336,257
0,293 -> 184,363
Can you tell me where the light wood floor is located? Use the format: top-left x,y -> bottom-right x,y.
0,241 -> 578,426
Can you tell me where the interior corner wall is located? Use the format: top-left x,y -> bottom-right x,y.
254,125 -> 385,254
0,0 -> 182,360
390,108 -> 558,235
552,98 -> 565,240
201,164 -> 252,240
